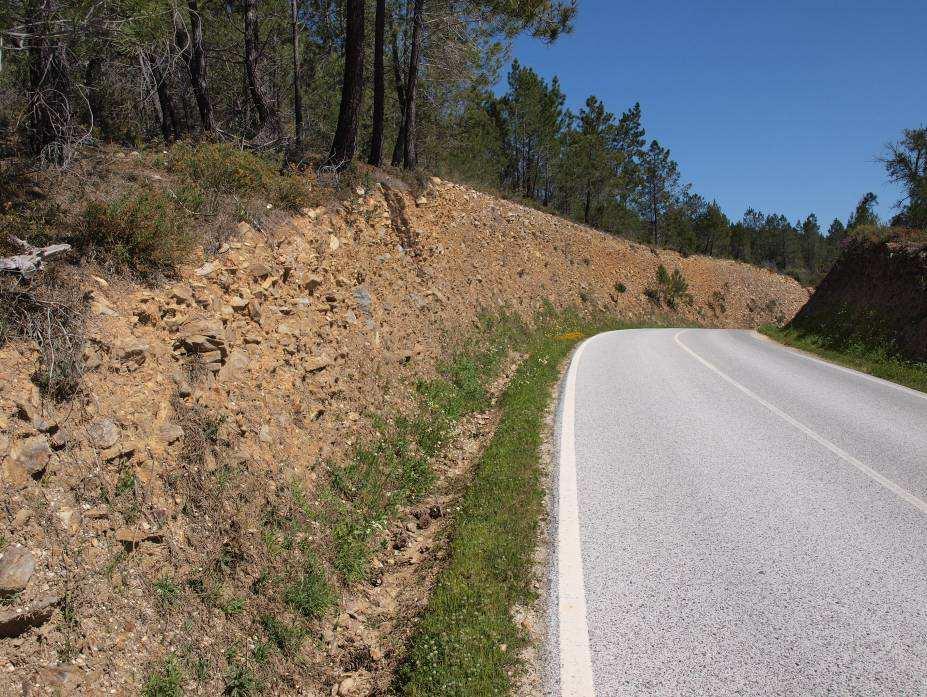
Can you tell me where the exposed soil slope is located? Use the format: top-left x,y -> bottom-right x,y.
0,177 -> 807,695
790,230 -> 927,361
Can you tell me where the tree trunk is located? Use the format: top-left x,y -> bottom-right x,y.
243,0 -> 278,139
26,0 -> 71,156
367,0 -> 386,166
84,55 -> 108,138
401,0 -> 424,169
186,0 -> 214,133
583,188 -> 591,224
153,64 -> 181,143
327,0 -> 365,168
290,0 -> 303,147
390,24 -> 407,167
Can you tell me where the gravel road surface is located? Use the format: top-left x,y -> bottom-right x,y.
553,328 -> 927,696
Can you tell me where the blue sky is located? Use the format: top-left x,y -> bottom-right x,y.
507,0 -> 926,227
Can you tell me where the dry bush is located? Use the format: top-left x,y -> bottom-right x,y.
74,188 -> 196,274
0,269 -> 88,401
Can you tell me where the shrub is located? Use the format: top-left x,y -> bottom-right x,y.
648,264 -> 692,308
162,142 -> 273,197
76,189 -> 195,272
1,271 -> 87,401
614,281 -> 627,293
273,174 -> 313,212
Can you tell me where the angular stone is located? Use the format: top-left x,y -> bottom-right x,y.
87,419 -> 119,449
170,284 -> 194,305
218,350 -> 250,383
25,665 -> 83,696
249,262 -> 273,278
0,545 -> 36,596
49,428 -> 70,450
10,436 -> 51,477
0,594 -> 59,638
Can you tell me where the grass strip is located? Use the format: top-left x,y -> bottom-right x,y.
396,316 -> 657,696
760,325 -> 927,394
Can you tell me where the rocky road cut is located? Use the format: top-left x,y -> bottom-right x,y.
554,329 -> 927,696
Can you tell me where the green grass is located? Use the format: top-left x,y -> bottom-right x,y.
142,657 -> 183,697
283,554 -> 334,620
317,311 -> 531,586
395,314 -> 665,696
760,325 -> 927,393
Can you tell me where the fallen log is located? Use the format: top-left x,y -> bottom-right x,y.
0,236 -> 71,276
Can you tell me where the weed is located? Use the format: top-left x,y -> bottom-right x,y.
614,281 -> 627,293
396,316 -> 672,695
283,555 -> 334,620
153,577 -> 180,605
218,594 -> 247,616
142,657 -> 183,697
115,468 -> 136,497
273,174 -> 313,212
223,661 -> 258,696
260,614 -> 305,655
1,271 -> 87,402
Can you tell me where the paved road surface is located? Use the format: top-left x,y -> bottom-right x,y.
553,329 -> 927,696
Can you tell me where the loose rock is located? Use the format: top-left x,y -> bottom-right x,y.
0,545 -> 36,596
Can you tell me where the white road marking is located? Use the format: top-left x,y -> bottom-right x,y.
557,337 -> 597,697
749,330 -> 927,402
675,330 -> 927,516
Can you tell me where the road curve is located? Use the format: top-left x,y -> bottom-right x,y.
552,328 -> 927,696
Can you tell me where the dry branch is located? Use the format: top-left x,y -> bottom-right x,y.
0,235 -> 71,276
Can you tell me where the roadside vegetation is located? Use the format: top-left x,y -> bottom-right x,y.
395,311 -> 672,695
760,325 -> 927,394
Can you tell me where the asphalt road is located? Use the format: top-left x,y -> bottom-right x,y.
553,328 -> 927,696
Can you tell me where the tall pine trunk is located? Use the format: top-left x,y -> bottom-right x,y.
367,0 -> 386,166
327,0 -> 365,168
290,0 -> 303,147
186,0 -> 214,133
389,24 -> 407,167
153,64 -> 181,143
401,0 -> 424,169
243,0 -> 277,139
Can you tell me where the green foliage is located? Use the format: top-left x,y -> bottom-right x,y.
760,325 -> 927,394
153,577 -> 180,605
648,265 -> 692,308
882,127 -> 927,230
260,615 -> 305,656
162,143 -> 274,197
283,555 -> 334,620
142,657 -> 183,697
77,188 -> 195,272
396,316 -> 674,695
162,142 -> 312,211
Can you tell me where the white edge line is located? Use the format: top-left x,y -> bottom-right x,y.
675,329 -> 927,516
749,330 -> 927,402
557,336 -> 597,697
